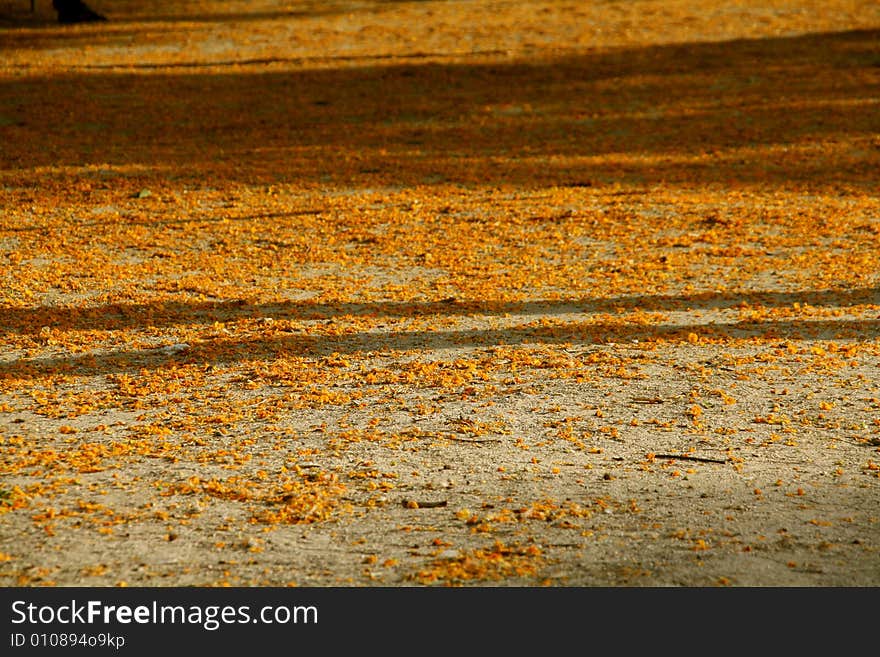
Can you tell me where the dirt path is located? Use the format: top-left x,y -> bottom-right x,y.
1,0 -> 879,587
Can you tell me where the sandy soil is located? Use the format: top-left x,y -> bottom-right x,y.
1,0 -> 879,587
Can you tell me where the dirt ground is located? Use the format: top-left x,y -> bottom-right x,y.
1,0 -> 879,587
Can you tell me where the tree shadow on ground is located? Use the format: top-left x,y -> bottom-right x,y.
2,287 -> 879,335
1,28 -> 878,190
1,288 -> 877,381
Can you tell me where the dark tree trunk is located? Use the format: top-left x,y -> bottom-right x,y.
53,0 -> 106,24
